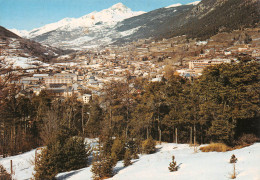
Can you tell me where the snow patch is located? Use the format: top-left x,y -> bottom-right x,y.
187,1 -> 201,5
9,29 -> 29,38
120,27 -> 141,37
165,3 -> 182,8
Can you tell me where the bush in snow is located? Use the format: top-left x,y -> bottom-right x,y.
91,152 -> 115,180
123,149 -> 132,167
142,138 -> 156,154
168,155 -> 178,172
34,134 -> 91,179
0,164 -> 12,180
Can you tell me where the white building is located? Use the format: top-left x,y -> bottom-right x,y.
82,94 -> 92,104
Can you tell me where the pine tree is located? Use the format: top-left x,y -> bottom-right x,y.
91,152 -> 115,180
123,149 -> 132,167
132,151 -> 139,159
168,155 -> 178,172
230,154 -> 238,179
111,137 -> 126,163
142,138 -> 156,154
0,164 -> 12,180
34,135 -> 90,179
230,154 -> 238,163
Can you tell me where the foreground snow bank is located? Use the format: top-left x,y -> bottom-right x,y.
0,149 -> 36,180
111,143 -> 260,180
1,142 -> 259,180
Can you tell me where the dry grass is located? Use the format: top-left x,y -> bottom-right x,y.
199,143 -> 232,152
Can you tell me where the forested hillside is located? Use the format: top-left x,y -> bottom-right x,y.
169,0 -> 260,40
1,61 -> 259,157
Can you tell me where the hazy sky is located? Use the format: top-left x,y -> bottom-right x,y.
0,0 -> 198,30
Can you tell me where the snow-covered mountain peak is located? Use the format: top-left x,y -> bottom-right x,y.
110,2 -> 128,11
10,3 -> 145,39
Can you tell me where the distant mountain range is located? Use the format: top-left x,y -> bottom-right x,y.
10,3 -> 145,50
9,0 -> 260,50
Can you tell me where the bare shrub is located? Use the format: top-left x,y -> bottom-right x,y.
200,143 -> 231,152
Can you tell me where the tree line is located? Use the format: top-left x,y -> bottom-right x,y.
0,61 -> 259,157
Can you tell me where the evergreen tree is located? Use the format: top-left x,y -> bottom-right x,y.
0,164 -> 12,180
91,151 -> 115,180
34,132 -> 90,179
111,137 -> 126,165
168,155 -> 178,172
123,149 -> 132,167
230,154 -> 238,163
142,138 -> 156,154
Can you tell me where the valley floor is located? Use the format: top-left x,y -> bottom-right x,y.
1,141 -> 260,180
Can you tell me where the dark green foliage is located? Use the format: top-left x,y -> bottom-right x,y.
85,102 -> 103,137
236,134 -> 259,146
100,135 -> 114,157
63,137 -> 91,170
230,154 -> 238,163
123,149 -> 132,167
34,135 -> 90,179
207,118 -> 233,142
132,151 -> 139,159
198,62 -> 260,144
111,137 -> 126,165
91,152 -> 115,180
0,164 -> 12,180
168,155 -> 178,172
126,139 -> 141,157
142,138 -> 156,154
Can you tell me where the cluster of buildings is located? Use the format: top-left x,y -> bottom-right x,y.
8,28 -> 260,100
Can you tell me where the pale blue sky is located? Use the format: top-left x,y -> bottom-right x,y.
0,0 -> 198,30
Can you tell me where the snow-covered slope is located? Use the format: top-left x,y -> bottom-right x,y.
0,26 -> 65,69
1,142 -> 259,180
8,29 -> 29,38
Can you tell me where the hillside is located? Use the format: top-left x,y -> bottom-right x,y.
0,141 -> 259,180
0,26 -> 20,39
168,0 -> 260,40
0,26 -> 72,69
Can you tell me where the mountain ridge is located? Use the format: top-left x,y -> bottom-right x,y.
9,0 -> 260,50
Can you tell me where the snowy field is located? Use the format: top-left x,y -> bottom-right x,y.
1,141 -> 259,180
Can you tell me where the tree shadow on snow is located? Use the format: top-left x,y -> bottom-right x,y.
177,163 -> 182,170
56,156 -> 93,180
155,147 -> 163,153
56,169 -> 83,180
113,159 -> 139,175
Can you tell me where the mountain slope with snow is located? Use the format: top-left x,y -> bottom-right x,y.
0,26 -> 69,69
10,3 -> 145,50
9,2 -> 200,50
